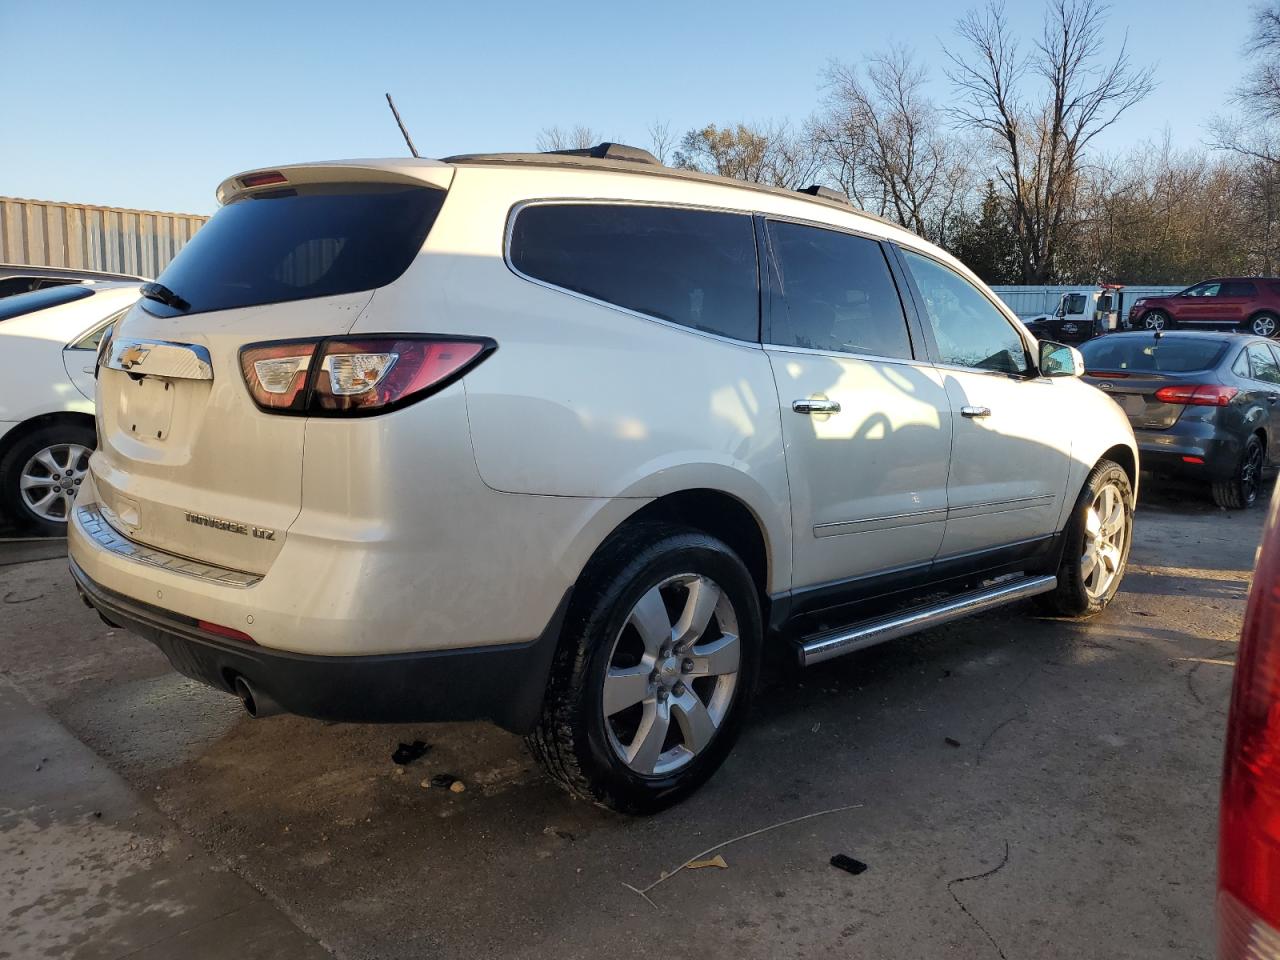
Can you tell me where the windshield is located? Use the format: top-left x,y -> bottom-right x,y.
143,181 -> 446,317
1059,293 -> 1087,316
0,284 -> 93,321
1081,336 -> 1227,373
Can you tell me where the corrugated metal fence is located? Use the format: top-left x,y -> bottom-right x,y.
990,284 -> 1189,320
0,196 -> 208,279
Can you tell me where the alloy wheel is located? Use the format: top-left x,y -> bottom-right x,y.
1253,315 -> 1278,338
19,443 -> 91,523
602,573 -> 740,776
1144,311 -> 1167,331
1241,441 -> 1265,505
1081,482 -> 1128,599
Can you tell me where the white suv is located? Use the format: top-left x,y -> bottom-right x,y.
68,144 -> 1137,812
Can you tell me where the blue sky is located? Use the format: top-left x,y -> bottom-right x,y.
0,0 -> 1254,215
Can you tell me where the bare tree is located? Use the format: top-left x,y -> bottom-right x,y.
535,125 -> 602,152
946,0 -> 1154,282
1213,5 -> 1280,163
814,48 -> 973,243
673,121 -> 822,188
647,120 -> 674,165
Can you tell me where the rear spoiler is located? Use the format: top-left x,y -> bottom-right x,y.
216,160 -> 454,206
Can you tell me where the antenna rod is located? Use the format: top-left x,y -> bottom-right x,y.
385,93 -> 421,159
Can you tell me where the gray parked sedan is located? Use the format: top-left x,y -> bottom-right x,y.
1081,331 -> 1280,508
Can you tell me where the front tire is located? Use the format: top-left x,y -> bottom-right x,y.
527,523 -> 762,814
1040,460 -> 1134,618
1212,435 -> 1266,510
0,422 -> 95,536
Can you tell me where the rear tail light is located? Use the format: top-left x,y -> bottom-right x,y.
1220,495 -> 1280,957
240,335 -> 494,416
1155,384 -> 1239,407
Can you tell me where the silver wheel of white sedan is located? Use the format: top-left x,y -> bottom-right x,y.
602,573 -> 740,776
19,443 -> 91,523
1082,481 -> 1128,600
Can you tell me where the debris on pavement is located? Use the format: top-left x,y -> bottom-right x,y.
543,826 -> 576,842
429,773 -> 460,790
829,854 -> 868,875
945,737 -> 962,748
449,780 -> 466,793
687,855 -> 728,870
391,740 -> 431,765
622,802 -> 863,908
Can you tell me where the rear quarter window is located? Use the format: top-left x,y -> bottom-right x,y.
142,182 -> 446,317
508,202 -> 759,342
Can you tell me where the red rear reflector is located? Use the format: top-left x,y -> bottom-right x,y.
1155,384 -> 1239,406
1182,456 -> 1205,464
198,620 -> 256,644
240,171 -> 287,187
1220,495 -> 1280,948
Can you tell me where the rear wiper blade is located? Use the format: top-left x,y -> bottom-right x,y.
140,282 -> 190,312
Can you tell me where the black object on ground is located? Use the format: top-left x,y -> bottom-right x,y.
945,737 -> 963,748
391,740 -> 431,765
430,773 -> 459,789
830,854 -> 868,875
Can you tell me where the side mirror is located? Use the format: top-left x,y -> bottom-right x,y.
1039,340 -> 1084,378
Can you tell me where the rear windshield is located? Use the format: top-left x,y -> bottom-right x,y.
0,284 -> 93,321
1081,337 -> 1227,373
143,182 -> 445,316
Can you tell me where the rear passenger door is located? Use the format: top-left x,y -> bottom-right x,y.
762,218 -> 953,591
894,246 -> 1072,560
1246,342 -> 1280,467
1220,281 -> 1258,326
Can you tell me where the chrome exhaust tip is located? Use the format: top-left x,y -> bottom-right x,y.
232,676 -> 282,719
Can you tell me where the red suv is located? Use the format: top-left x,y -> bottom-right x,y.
1130,278 -> 1280,338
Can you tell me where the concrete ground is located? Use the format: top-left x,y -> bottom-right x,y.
0,482 -> 1259,960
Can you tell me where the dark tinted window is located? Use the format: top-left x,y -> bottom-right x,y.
1249,343 -> 1280,384
901,249 -> 1028,373
509,203 -> 758,341
145,183 -> 445,317
1223,281 -> 1258,297
766,221 -> 912,359
0,284 -> 93,321
1080,337 -> 1227,372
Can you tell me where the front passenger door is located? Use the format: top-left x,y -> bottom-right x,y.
896,247 -> 1072,560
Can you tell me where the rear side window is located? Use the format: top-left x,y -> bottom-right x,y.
1223,281 -> 1258,297
1080,337 -> 1227,372
144,182 -> 446,317
766,220 -> 913,359
0,284 -> 93,321
508,203 -> 759,341
1249,343 -> 1280,384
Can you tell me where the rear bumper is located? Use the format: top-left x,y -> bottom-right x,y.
70,557 -> 567,732
1135,425 -> 1243,481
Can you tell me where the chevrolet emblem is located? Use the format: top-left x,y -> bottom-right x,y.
118,344 -> 151,369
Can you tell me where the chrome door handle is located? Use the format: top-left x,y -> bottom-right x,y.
961,405 -> 992,418
792,398 -> 841,415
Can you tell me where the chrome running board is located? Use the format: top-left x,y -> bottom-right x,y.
796,574 -> 1058,667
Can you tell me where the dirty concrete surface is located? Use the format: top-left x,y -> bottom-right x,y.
0,481 -> 1261,959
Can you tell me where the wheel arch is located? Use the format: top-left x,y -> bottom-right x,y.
0,410 -> 96,467
1247,309 -> 1280,333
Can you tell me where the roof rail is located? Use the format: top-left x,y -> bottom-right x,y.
796,184 -> 849,204
545,142 -> 661,166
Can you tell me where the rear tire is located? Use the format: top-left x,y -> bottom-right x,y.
527,523 -> 762,814
1212,435 -> 1266,510
1141,309 -> 1171,331
1039,460 -> 1134,618
1248,312 -> 1280,338
0,422 -> 95,536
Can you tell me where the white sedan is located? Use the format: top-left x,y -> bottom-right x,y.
0,282 -> 140,533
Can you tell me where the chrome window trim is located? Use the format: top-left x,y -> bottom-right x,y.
764,342 -> 937,371
75,504 -> 261,587
502,198 -> 765,349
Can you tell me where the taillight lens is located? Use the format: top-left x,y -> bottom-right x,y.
1220,491 -> 1280,956
1155,384 -> 1239,406
240,335 -> 494,416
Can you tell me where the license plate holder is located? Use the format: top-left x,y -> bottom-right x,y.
118,376 -> 176,442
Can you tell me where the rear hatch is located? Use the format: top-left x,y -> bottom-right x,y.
91,163 -> 451,574
1080,335 -> 1230,431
